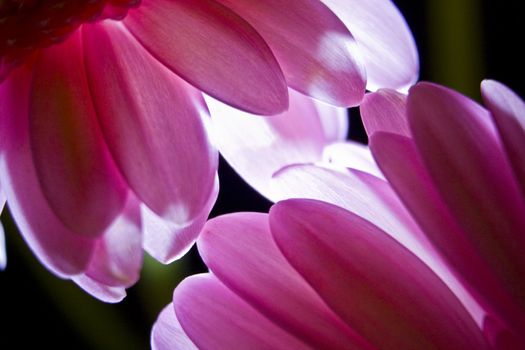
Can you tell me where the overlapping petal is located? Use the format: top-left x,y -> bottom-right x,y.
152,304 -> 197,350
72,275 -> 127,304
360,88 -> 410,137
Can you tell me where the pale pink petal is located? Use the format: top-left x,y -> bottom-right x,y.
72,275 -> 126,304
173,273 -> 314,350
207,90 -> 330,200
322,0 -> 419,91
481,79 -> 525,198
83,22 -> 218,225
152,304 -> 197,350
270,199 -> 489,349
215,0 -> 366,106
360,89 -> 410,137
408,82 -> 525,319
315,102 -> 349,142
142,175 -> 218,264
0,64 -> 95,277
84,195 -> 143,288
29,31 -> 127,236
124,0 -> 288,115
322,141 -> 384,178
198,212 -> 372,349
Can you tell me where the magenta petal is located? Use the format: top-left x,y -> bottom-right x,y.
322,142 -> 384,178
0,189 -> 5,270
174,273 -> 314,350
360,89 -> 410,137
72,275 -> 126,303
152,304 -> 197,350
124,0 -> 288,115
215,0 -> 366,106
408,82 -> 525,317
29,32 -> 127,236
322,0 -> 419,91
207,90 -> 332,200
0,64 -> 95,276
270,199 -> 489,349
83,22 -> 218,225
481,79 -> 525,198
198,212 -> 372,349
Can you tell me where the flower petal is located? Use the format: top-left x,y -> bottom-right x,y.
0,189 -> 6,270
0,64 -> 95,276
270,199 -> 489,349
174,273 -> 315,350
198,212 -> 372,349
322,141 -> 384,178
124,0 -> 288,115
207,90 -> 332,200
29,31 -> 128,236
408,82 -> 525,319
83,22 -> 218,225
360,89 -> 410,137
152,303 -> 197,350
72,275 -> 126,303
481,79 -> 525,198
322,0 -> 419,91
215,0 -> 366,106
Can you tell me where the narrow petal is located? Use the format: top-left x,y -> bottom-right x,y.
322,0 -> 419,91
481,79 -> 525,198
322,141 -> 384,178
315,102 -> 349,142
207,90 -> 331,200
174,274 -> 314,350
152,304 -> 197,350
198,212 -> 373,349
270,199 -> 489,349
141,175 -> 218,264
72,275 -> 126,303
0,64 -> 95,276
0,189 -> 6,269
215,0 -> 366,106
30,31 -> 127,236
408,82 -> 525,318
124,0 -> 288,115
360,89 -> 410,137
83,22 -> 218,225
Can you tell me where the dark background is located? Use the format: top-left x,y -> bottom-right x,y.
1,1 -> 523,349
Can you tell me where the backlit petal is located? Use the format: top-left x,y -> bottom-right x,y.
72,275 -> 126,303
360,89 -> 410,137
152,304 -> 197,350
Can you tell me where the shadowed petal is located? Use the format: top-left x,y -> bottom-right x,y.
152,304 -> 197,350
0,189 -> 5,270
215,0 -> 366,106
30,31 -> 128,236
124,0 -> 288,115
270,199 -> 489,349
83,22 -> 218,225
360,89 -> 410,137
73,275 -> 126,303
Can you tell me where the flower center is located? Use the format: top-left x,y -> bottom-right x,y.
0,0 -> 140,80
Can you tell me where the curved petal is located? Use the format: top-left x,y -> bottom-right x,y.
30,31 -> 128,236
142,175 -> 219,264
481,80 -> 525,198
322,141 -> 384,178
207,90 -> 331,200
0,64 -> 95,277
322,0 -> 419,91
83,22 -> 218,225
152,303 -> 197,350
215,0 -> 366,106
174,274 -> 314,350
408,82 -> 525,319
315,102 -> 349,142
198,212 -> 372,349
270,199 -> 489,349
124,0 -> 288,115
72,275 -> 126,303
360,89 -> 410,137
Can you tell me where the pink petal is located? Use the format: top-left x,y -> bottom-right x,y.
141,175 -> 218,264
360,89 -> 410,137
152,303 -> 197,350
0,189 -> 5,270
408,82 -> 525,320
206,90 -> 332,200
0,64 -> 95,276
124,0 -> 288,115
197,212 -> 373,349
72,275 -> 126,303
322,141 -> 384,178
84,195 -> 143,288
29,31 -> 128,236
215,0 -> 366,106
315,102 -> 349,142
270,199 -> 489,349
83,22 -> 218,225
173,273 -> 314,350
481,79 -> 525,198
322,0 -> 419,91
